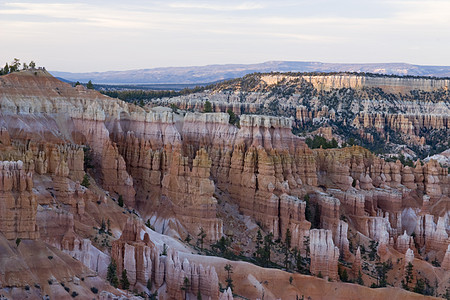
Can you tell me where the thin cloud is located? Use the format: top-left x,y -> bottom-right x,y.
169,2 -> 265,11
1,0 -> 449,71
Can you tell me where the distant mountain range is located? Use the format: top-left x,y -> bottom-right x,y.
50,61 -> 450,84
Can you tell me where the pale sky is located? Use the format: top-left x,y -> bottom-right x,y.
1,0 -> 450,72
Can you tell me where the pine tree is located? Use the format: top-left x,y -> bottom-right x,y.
296,249 -> 303,272
2,63 -> 9,75
147,278 -> 152,291
413,278 -> 425,294
107,260 -> 119,287
224,264 -> 234,291
184,234 -> 192,244
118,195 -> 124,207
162,243 -> 168,256
262,232 -> 274,267
284,228 -> 292,268
120,269 -> 130,290
203,100 -> 212,112
181,276 -> 190,300
100,219 -> 106,233
339,267 -> 348,282
254,229 -> 263,261
86,80 -> 94,89
402,262 -> 414,290
356,271 -> 364,285
227,109 -> 237,125
81,174 -> 90,188
197,227 -> 206,251
375,262 -> 388,287
304,235 -> 310,259
285,228 -> 292,249
10,58 -> 20,72
107,219 -> 112,235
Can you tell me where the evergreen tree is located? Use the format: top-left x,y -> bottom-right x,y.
284,228 -> 292,268
120,269 -> 130,290
262,232 -> 274,267
107,219 -> 112,235
211,236 -> 231,256
197,291 -> 202,300
331,138 -> 338,148
10,58 -> 20,72
285,228 -> 292,249
356,271 -> 364,285
227,109 -> 238,125
86,80 -> 94,89
254,229 -> 263,259
146,278 -> 152,291
29,61 -> 36,69
107,260 -> 119,287
444,287 -> 450,300
81,174 -> 90,188
375,262 -> 388,287
149,291 -> 158,300
181,277 -> 190,300
2,63 -> 9,75
197,227 -> 206,251
368,240 -> 379,260
303,235 -> 310,259
296,249 -> 303,272
224,264 -> 234,291
413,278 -> 425,295
338,267 -> 348,282
203,100 -> 212,112
100,219 -> 106,233
118,195 -> 124,207
402,262 -> 414,290
184,234 -> 192,244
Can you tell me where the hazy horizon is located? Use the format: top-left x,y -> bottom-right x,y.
1,0 -> 450,72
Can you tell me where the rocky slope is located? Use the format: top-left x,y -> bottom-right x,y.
0,70 -> 448,299
151,72 -> 449,158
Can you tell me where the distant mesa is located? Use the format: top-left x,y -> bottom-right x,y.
50,61 -> 450,84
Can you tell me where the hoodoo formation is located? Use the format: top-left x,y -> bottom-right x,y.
0,69 -> 448,299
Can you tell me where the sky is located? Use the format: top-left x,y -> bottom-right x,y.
1,0 -> 450,72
